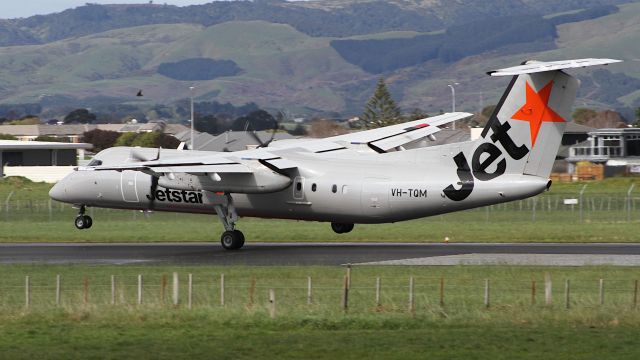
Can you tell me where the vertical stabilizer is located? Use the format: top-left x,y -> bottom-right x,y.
479,58 -> 620,179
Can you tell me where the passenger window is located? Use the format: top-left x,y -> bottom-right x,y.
87,159 -> 103,167
332,184 -> 337,193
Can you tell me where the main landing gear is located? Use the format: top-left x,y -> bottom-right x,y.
331,222 -> 354,234
74,205 -> 93,230
214,194 -> 244,250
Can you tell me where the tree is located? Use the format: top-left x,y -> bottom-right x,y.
8,116 -> 41,125
481,105 -> 497,118
64,109 -> 97,124
406,108 -> 428,121
34,135 -> 67,142
114,132 -> 138,147
112,131 -> 180,149
131,132 -> 160,148
231,110 -> 276,131
288,124 -> 307,136
195,114 -> 220,135
0,134 -> 17,140
572,108 -> 598,124
572,108 -> 626,128
82,129 -> 121,152
308,120 -> 348,138
635,107 -> 640,127
156,133 -> 181,149
362,78 -> 402,128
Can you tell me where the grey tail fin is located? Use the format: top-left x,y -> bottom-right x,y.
478,58 -> 620,179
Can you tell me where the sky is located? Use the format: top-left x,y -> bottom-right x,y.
0,1 -> 216,19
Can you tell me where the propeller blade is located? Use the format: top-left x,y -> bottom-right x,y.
151,147 -> 161,161
263,118 -> 279,147
130,149 -> 149,162
248,130 -> 265,147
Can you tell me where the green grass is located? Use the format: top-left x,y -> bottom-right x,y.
3,264 -> 640,313
2,215 -> 640,243
2,264 -> 640,359
3,312 -> 640,359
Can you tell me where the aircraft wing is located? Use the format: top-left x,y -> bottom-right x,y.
93,148 -> 297,175
95,159 -> 249,173
93,149 -> 294,194
327,112 -> 472,152
92,112 -> 472,176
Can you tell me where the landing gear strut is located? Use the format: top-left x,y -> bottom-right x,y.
214,194 -> 244,250
74,205 -> 93,230
331,222 -> 354,234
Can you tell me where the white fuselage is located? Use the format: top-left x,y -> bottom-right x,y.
51,143 -> 549,224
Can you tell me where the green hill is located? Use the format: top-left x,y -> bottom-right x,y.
0,2 -> 638,119
0,21 -> 365,114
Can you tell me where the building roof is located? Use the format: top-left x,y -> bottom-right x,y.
0,122 -> 189,137
174,130 -> 297,151
0,125 -> 40,136
588,127 -> 640,135
0,140 -> 92,150
565,122 -> 595,134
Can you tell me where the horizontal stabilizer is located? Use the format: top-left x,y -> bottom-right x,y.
488,58 -> 622,76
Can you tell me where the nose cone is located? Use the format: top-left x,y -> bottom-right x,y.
49,177 -> 69,203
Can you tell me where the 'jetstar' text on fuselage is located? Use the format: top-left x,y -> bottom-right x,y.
146,188 -> 204,204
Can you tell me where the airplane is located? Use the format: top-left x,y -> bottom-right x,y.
49,58 -> 621,250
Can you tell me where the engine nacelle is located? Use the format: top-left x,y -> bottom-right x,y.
158,168 -> 291,194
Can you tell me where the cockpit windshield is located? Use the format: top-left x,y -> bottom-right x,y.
87,159 -> 103,167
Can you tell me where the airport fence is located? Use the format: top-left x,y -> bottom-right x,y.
2,270 -> 640,314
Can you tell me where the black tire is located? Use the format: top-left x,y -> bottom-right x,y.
331,223 -> 354,234
83,215 -> 93,229
234,230 -> 245,248
221,230 -> 245,250
74,216 -> 86,230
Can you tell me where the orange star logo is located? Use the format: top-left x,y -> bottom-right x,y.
511,81 -> 565,147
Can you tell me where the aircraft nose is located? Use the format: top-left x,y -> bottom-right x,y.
49,176 -> 70,203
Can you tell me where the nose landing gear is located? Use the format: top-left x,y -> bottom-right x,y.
74,205 -> 93,230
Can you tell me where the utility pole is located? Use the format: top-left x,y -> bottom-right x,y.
448,83 -> 459,129
190,86 -> 195,150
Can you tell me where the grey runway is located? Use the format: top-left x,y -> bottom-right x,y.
2,242 -> 640,266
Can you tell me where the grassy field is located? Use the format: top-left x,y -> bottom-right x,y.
3,311 -> 640,359
2,176 -> 640,243
2,264 -> 640,359
2,174 -> 640,360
